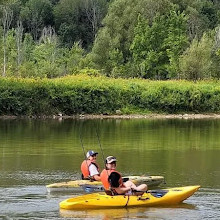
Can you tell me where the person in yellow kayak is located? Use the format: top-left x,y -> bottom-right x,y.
81,150 -> 101,181
100,156 -> 147,195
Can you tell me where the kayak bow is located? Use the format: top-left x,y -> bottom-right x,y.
59,185 -> 200,210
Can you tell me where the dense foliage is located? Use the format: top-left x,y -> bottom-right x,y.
0,75 -> 220,115
1,0 -> 220,80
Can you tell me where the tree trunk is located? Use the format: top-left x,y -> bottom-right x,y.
1,5 -> 13,77
16,20 -> 24,75
84,0 -> 100,38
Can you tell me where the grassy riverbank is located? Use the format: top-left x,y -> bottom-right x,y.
0,75 -> 220,116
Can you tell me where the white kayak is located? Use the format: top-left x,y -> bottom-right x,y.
46,175 -> 165,193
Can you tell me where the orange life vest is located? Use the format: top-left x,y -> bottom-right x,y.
81,160 -> 100,180
100,169 -> 123,190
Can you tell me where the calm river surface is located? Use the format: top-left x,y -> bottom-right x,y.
0,118 -> 219,219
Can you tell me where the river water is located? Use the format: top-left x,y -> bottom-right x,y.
0,118 -> 219,219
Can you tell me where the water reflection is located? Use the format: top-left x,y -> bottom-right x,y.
60,203 -> 197,219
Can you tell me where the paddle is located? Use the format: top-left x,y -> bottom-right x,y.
81,184 -> 105,193
81,183 -> 168,198
122,177 -> 129,182
134,189 -> 168,198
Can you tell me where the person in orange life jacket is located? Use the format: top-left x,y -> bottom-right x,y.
81,150 -> 101,181
100,156 -> 147,195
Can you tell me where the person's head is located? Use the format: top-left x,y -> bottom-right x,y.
86,150 -> 98,162
105,156 -> 117,170
108,172 -> 120,188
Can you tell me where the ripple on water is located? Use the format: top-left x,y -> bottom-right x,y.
0,185 -> 67,218
192,188 -> 220,220
0,171 -> 80,187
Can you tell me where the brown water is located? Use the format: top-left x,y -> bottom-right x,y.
0,118 -> 219,219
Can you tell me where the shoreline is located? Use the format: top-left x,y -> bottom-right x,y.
80,113 -> 220,119
1,113 -> 220,120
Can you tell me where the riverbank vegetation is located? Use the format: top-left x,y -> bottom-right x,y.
0,75 -> 220,116
1,0 -> 220,115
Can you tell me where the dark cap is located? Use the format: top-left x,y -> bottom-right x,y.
86,150 -> 98,158
106,156 -> 117,164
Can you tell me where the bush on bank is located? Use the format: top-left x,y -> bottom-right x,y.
0,75 -> 220,116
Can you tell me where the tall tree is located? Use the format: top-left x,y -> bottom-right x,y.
54,0 -> 86,48
179,33 -> 214,80
130,15 -> 168,79
170,0 -> 219,40
54,0 -> 107,48
0,4 -> 13,76
5,29 -> 17,76
20,0 -> 54,40
83,0 -> 107,39
163,11 -> 188,78
211,26 -> 220,79
15,20 -> 23,73
31,26 -> 66,78
3,0 -> 23,29
130,10 -> 188,79
65,42 -> 85,74
18,32 -> 35,77
89,0 -> 174,76
22,32 -> 34,62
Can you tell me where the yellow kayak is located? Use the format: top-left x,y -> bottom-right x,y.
46,175 -> 164,193
60,185 -> 200,210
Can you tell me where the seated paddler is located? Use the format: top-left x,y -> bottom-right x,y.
81,150 -> 101,181
100,155 -> 147,195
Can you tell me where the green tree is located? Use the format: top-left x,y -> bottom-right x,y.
163,11 -> 188,78
16,33 -> 35,77
5,29 -> 17,76
3,0 -> 23,29
20,0 -> 54,40
186,1 -> 218,40
0,3 -> 13,76
54,0 -> 107,48
130,15 -> 168,79
65,42 -> 85,74
83,0 -> 107,39
54,0 -> 89,48
211,26 -> 220,79
22,32 -> 34,62
31,27 -> 63,78
89,0 -> 174,76
179,33 -> 214,80
170,0 -> 219,40
200,1 -> 218,30
130,10 -> 188,79
15,20 -> 24,73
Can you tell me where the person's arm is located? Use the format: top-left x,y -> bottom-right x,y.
114,186 -> 131,194
93,174 -> 101,181
89,164 -> 100,181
